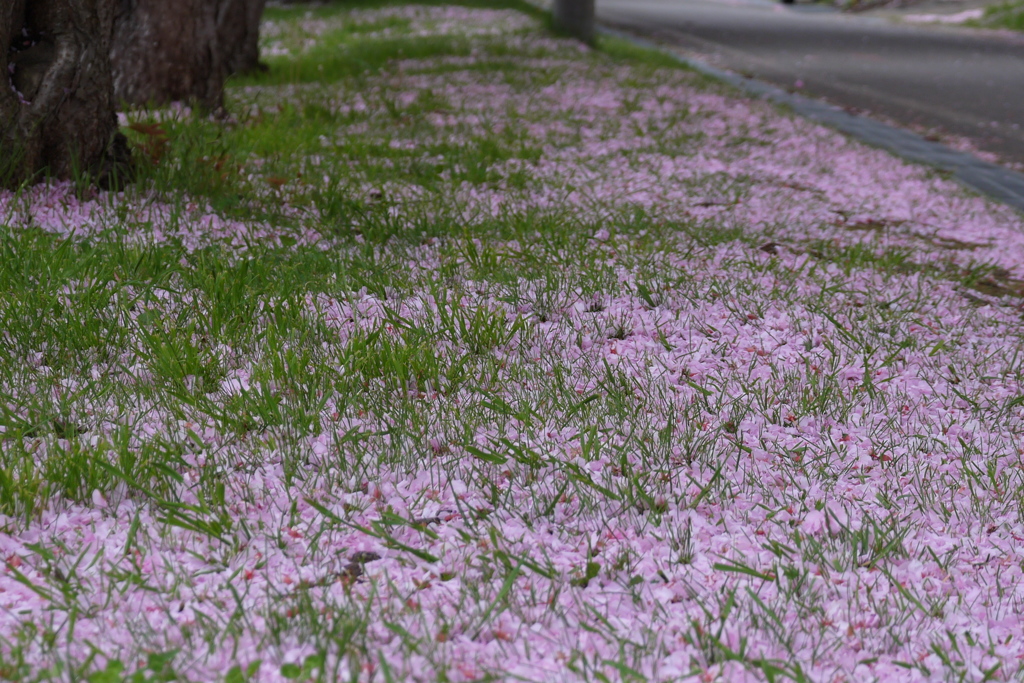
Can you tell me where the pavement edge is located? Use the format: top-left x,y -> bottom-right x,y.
597,24 -> 1024,214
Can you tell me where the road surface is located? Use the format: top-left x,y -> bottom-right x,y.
597,0 -> 1024,167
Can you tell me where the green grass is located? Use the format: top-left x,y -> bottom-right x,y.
262,0 -> 546,22
117,0 -> 727,232
596,35 -> 696,72
967,0 -> 1024,30
6,2 -> 1024,681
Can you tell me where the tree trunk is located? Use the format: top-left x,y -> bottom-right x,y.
1,0 -> 128,187
110,0 -> 267,111
221,0 -> 267,76
553,0 -> 596,43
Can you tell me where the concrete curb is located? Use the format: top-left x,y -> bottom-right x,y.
598,25 -> 1024,214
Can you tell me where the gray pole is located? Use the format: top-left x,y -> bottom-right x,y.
553,0 -> 595,43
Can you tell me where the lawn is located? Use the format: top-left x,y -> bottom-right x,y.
3,2 -> 1024,681
971,0 -> 1024,30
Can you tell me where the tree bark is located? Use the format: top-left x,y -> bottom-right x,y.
1,0 -> 128,187
553,0 -> 596,44
110,0 -> 267,111
221,0 -> 267,76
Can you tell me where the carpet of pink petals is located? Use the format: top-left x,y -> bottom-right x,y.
5,5 -> 1024,682
0,183 -> 323,253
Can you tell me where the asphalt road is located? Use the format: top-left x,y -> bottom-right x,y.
597,0 -> 1024,167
